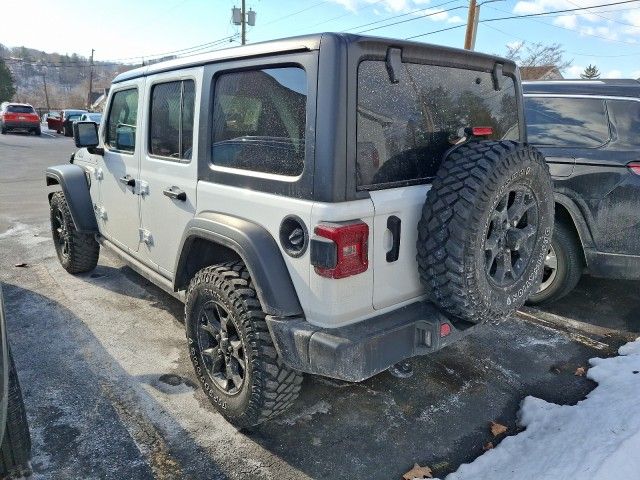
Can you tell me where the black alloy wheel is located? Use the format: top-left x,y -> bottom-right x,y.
484,186 -> 539,287
52,207 -> 70,262
196,300 -> 246,395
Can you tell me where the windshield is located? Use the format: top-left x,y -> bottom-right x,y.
356,61 -> 520,188
88,113 -> 102,122
7,105 -> 35,114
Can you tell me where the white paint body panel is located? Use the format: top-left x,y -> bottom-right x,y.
139,68 -> 202,276
369,185 -> 429,309
97,78 -> 145,254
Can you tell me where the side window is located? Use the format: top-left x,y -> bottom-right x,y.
606,99 -> 640,148
149,79 -> 196,160
211,67 -> 307,176
524,97 -> 609,148
106,89 -> 138,153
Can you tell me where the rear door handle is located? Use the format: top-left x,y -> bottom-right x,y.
163,186 -> 186,201
119,175 -> 135,187
386,215 -> 401,262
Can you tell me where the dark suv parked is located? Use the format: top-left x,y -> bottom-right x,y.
523,79 -> 640,304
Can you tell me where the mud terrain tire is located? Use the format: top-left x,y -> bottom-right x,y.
185,262 -> 303,427
417,141 -> 554,323
50,192 -> 100,274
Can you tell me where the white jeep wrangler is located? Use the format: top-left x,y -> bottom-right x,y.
45,33 -> 553,427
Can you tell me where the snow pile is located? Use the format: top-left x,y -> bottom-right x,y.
442,338 -> 640,480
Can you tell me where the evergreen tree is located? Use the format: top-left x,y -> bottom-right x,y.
0,58 -> 16,102
581,64 -> 601,79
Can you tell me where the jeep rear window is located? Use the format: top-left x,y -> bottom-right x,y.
211,67 -> 307,177
356,61 -> 519,189
524,97 -> 609,148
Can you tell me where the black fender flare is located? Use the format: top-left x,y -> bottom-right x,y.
554,191 -> 595,254
174,212 -> 303,317
45,164 -> 98,233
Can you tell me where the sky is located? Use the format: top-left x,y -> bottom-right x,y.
2,0 -> 640,78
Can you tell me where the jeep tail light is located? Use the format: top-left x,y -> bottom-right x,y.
311,221 -> 369,279
628,162 -> 640,175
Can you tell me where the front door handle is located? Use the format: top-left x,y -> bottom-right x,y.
163,186 -> 187,201
119,175 -> 135,187
386,215 -> 401,262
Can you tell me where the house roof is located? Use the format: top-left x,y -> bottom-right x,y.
519,65 -> 562,80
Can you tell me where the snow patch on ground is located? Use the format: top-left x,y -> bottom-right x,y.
0,222 -> 49,246
434,338 -> 640,480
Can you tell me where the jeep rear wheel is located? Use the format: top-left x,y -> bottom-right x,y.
50,192 -> 100,274
417,141 -> 554,323
185,262 -> 303,427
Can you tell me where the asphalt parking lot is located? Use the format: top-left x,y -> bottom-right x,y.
1,128 -> 639,480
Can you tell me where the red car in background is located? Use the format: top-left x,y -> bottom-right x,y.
0,103 -> 41,136
46,109 -> 87,136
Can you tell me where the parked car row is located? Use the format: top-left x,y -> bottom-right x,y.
1,104 -> 102,138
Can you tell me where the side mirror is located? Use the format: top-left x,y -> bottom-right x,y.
73,121 -> 99,148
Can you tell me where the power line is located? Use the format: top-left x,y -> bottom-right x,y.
405,0 -> 640,40
354,3 -> 467,34
485,4 -> 640,47
483,22 -> 640,58
346,0 -> 462,33
564,0 -> 638,28
261,1 -> 329,27
2,34 -> 239,69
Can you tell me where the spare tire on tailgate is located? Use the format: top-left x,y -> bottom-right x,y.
417,140 -> 554,324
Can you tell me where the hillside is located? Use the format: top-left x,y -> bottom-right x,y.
0,44 -> 134,110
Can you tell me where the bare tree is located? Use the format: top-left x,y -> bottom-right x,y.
505,41 -> 572,71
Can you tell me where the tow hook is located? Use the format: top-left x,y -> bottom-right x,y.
388,360 -> 413,378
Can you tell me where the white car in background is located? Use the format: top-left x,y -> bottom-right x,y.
78,112 -> 102,125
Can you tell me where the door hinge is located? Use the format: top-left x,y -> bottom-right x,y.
135,180 -> 149,196
94,168 -> 103,180
94,204 -> 107,220
139,228 -> 153,245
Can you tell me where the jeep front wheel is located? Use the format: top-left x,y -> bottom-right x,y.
185,262 -> 303,427
417,141 -> 554,323
50,192 -> 100,274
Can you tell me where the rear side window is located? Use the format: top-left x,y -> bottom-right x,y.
606,99 -> 640,148
106,89 -> 138,153
356,61 -> 519,188
211,67 -> 307,177
7,105 -> 35,114
149,80 -> 196,160
524,97 -> 609,148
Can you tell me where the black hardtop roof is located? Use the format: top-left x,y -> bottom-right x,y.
523,79 -> 640,98
113,32 -> 516,84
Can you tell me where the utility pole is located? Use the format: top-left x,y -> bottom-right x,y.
42,68 -> 50,111
232,3 -> 256,46
464,0 -> 477,50
241,0 -> 246,46
87,48 -> 94,110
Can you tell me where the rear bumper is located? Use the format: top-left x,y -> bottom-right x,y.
2,121 -> 39,130
266,301 -> 477,382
